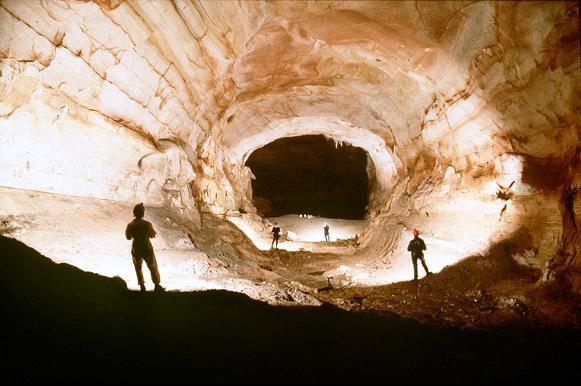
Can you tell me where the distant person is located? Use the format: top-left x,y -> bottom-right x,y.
271,222 -> 281,250
324,223 -> 330,242
125,203 -> 165,292
407,228 -> 431,281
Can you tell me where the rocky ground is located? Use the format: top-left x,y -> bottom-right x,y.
2,187 -> 579,328
233,224 -> 581,329
315,257 -> 581,329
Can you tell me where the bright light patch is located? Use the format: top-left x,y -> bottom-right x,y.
494,154 -> 531,193
482,154 -> 533,196
269,215 -> 368,243
228,214 -> 368,251
342,236 -> 473,286
38,247 -> 239,292
226,215 -> 273,250
339,191 -> 510,287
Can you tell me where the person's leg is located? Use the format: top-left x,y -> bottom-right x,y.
275,236 -> 279,249
412,257 -> 418,280
144,255 -> 161,284
271,238 -> 275,249
132,255 -> 146,291
420,257 -> 431,275
144,255 -> 165,291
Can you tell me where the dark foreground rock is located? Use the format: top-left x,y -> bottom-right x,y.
0,235 -> 579,384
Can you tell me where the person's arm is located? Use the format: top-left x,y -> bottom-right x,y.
147,222 -> 157,238
125,223 -> 133,240
421,239 -> 426,250
407,241 -> 412,251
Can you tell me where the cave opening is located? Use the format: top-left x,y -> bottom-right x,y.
245,135 -> 370,219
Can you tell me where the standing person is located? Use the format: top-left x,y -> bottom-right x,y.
271,222 -> 281,250
125,203 -> 165,292
407,228 -> 431,281
324,223 -> 330,242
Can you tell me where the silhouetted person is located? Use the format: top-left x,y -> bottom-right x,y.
324,223 -> 330,242
407,228 -> 431,281
271,222 -> 281,250
125,203 -> 165,292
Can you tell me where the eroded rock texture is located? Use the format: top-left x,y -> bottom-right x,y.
0,1 -> 579,307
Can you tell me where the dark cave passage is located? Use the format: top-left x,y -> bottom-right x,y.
245,135 -> 370,219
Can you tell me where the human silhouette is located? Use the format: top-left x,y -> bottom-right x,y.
407,228 -> 431,281
125,203 -> 165,292
324,223 -> 330,242
271,222 -> 281,250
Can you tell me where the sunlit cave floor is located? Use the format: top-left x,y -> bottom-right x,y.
226,214 -> 367,254
1,235 -> 580,385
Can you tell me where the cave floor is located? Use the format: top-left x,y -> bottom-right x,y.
224,219 -> 581,327
257,246 -> 581,328
226,213 -> 366,253
2,187 -> 580,328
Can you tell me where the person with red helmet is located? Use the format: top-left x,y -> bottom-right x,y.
407,228 -> 431,281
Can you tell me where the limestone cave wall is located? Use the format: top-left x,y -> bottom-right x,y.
0,1 -> 579,290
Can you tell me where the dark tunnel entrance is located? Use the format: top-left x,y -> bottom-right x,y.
245,135 -> 370,219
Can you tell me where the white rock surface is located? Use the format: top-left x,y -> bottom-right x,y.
0,1 -> 579,291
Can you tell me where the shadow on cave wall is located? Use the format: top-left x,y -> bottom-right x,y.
518,149 -> 580,290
